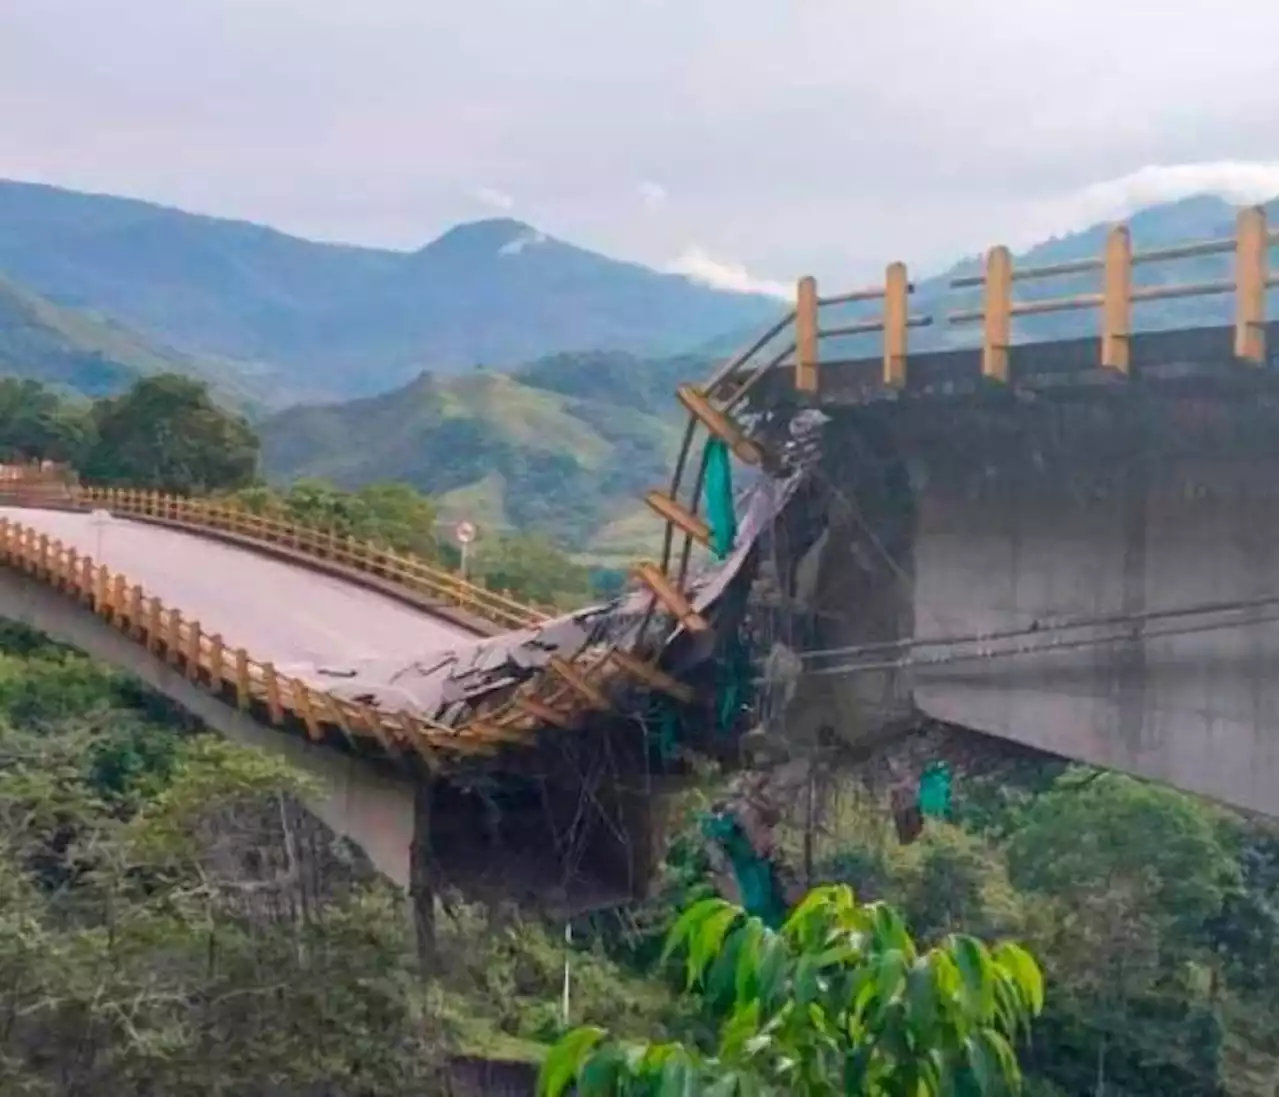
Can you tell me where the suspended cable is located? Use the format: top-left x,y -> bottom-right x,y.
798,594 -> 1279,664
793,610 -> 1276,681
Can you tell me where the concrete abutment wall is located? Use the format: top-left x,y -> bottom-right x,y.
789,386 -> 1278,817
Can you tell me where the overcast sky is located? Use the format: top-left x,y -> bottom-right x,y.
2,0 -> 1277,294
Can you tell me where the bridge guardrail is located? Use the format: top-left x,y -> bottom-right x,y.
0,470 -> 701,766
744,204 -> 1276,395
0,478 -> 551,632
0,514 -> 631,760
0,514 -> 473,756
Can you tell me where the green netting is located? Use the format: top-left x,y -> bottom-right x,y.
918,762 -> 952,819
715,634 -> 753,737
700,811 -> 787,928
655,701 -> 681,760
702,437 -> 737,561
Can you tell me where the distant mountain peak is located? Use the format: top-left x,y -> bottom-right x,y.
420,217 -> 548,257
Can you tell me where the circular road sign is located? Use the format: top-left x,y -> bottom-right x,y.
454,519 -> 477,546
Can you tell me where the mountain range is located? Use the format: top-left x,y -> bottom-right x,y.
0,180 -> 1275,559
0,179 -> 777,400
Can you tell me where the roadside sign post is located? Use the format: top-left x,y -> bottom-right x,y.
454,519 -> 477,579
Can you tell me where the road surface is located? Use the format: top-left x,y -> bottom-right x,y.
1,507 -> 476,673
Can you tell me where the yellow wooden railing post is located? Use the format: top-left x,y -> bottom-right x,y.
262,663 -> 283,724
79,555 -> 94,606
981,246 -> 1013,382
234,649 -> 250,709
145,596 -> 163,653
1101,224 -> 1132,373
95,566 -> 110,617
293,680 -> 320,740
165,607 -> 182,665
883,261 -> 909,388
1234,204 -> 1267,363
795,275 -> 820,394
108,574 -> 126,621
209,634 -> 225,691
184,618 -> 201,681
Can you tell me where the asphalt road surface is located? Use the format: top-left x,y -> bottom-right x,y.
1,507 -> 476,671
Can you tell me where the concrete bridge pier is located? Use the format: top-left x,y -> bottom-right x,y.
779,384 -> 1278,818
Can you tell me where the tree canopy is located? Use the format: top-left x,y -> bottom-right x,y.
83,372 -> 259,493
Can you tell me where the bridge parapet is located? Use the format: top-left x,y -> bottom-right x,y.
708,204 -> 1278,404
72,485 -> 547,632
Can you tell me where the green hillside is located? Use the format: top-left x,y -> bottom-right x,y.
0,274 -> 286,411
261,359 -> 687,549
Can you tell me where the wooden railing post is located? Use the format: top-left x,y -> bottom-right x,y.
293,680 -> 321,740
982,246 -> 1012,382
883,261 -> 909,388
209,634 -> 225,691
1101,225 -> 1132,373
95,567 -> 111,617
145,597 -> 163,653
1234,205 -> 1267,363
234,649 -> 250,709
184,619 -> 201,681
165,607 -> 182,665
795,275 -> 819,394
262,663 -> 283,724
79,556 -> 94,606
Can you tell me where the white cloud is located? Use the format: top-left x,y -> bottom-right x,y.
638,180 -> 667,208
497,229 -> 547,256
474,186 -> 515,211
666,246 -> 792,299
1017,160 -> 1279,245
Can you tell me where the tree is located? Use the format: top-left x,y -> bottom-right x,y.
473,532 -> 593,608
540,884 -> 1044,1096
83,373 -> 259,493
233,478 -> 440,558
0,377 -> 94,463
1005,770 -> 1242,1096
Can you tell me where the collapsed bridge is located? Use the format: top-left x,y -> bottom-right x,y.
0,207 -> 1275,917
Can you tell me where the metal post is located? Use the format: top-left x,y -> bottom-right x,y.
561,922 -> 572,1025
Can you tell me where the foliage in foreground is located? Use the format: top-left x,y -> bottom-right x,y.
542,884 -> 1044,1096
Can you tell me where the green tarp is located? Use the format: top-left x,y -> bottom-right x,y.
702,438 -> 737,560
918,762 -> 952,819
700,811 -> 787,928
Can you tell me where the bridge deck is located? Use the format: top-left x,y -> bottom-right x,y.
0,507 -> 476,675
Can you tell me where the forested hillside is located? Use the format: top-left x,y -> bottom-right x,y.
260,354 -> 696,551
0,275 -> 280,409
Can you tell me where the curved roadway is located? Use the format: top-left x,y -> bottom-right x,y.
1,508 -> 477,674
